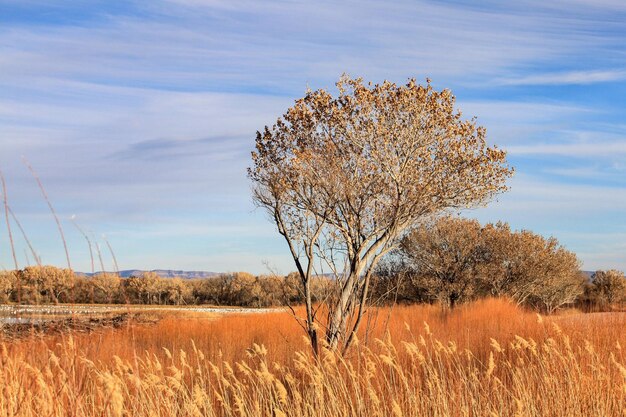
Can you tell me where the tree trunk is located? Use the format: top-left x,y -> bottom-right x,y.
326,269 -> 361,350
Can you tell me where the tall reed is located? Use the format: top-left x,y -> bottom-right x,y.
0,316 -> 623,417
1,300 -> 624,416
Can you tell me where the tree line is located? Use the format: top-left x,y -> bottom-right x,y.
0,268 -> 332,307
0,218 -> 624,312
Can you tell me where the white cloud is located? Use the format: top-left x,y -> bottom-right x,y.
469,175 -> 626,270
497,70 -> 626,86
544,166 -> 622,180
0,0 -> 620,91
1,0 -> 625,272
457,100 -> 592,143
507,140 -> 626,157
491,175 -> 626,213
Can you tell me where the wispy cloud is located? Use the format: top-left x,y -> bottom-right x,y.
544,166 -> 625,180
477,175 -> 626,217
507,140 -> 626,157
1,0 -> 625,272
497,70 -> 626,86
470,174 -> 626,270
0,0 -> 621,91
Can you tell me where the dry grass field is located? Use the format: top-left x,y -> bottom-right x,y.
1,298 -> 625,416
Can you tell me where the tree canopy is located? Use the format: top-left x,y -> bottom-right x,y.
394,216 -> 584,314
249,76 -> 513,353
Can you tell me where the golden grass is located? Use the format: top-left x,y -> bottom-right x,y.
1,298 -> 625,416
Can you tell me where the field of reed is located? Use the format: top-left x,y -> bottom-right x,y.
0,298 -> 624,417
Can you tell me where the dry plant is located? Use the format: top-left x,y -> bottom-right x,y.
22,157 -> 72,271
0,299 -> 624,417
396,216 -> 585,313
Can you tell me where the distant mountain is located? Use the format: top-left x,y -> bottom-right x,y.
79,270 -> 220,279
77,269 -> 598,280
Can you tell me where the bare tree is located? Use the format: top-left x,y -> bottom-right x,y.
396,217 -> 584,313
127,272 -> 161,304
91,273 -> 122,304
20,265 -> 74,304
0,270 -> 16,303
480,225 -> 561,305
165,278 -> 192,305
399,216 -> 486,309
591,270 -> 626,306
249,76 -> 512,353
484,227 -> 583,312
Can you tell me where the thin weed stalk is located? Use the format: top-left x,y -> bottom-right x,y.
103,235 -> 119,275
71,217 -> 95,303
22,157 -> 72,271
0,169 -> 20,308
94,240 -> 106,274
71,216 -> 94,275
0,170 -> 18,271
22,158 -> 75,321
9,206 -> 41,266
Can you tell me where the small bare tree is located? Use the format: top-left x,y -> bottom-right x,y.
249,76 -> 512,354
0,270 -> 16,303
91,273 -> 122,304
484,227 -> 583,312
591,270 -> 626,306
481,226 -> 565,305
398,217 -> 584,313
399,216 -> 486,309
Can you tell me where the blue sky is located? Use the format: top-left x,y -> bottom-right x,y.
0,0 -> 625,274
